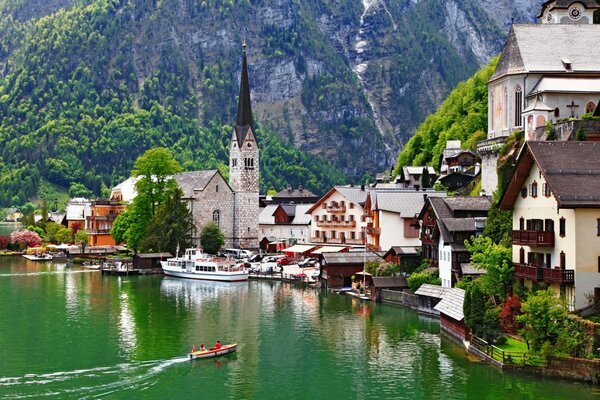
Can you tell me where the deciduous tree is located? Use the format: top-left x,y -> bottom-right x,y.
200,222 -> 224,255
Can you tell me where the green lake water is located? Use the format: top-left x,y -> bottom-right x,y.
0,256 -> 599,399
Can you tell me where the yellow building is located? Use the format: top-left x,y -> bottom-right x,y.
500,141 -> 600,310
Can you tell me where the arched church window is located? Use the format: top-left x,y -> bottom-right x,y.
213,210 -> 220,227
514,86 -> 523,127
586,102 -> 596,114
232,158 -> 237,167
554,108 -> 560,118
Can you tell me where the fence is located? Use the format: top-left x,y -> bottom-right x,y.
470,335 -> 545,367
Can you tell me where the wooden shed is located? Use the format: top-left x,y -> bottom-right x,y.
133,253 -> 173,271
320,252 -> 383,289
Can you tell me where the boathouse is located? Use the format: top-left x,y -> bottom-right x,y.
320,252 -> 383,289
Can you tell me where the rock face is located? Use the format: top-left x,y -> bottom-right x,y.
0,0 -> 543,177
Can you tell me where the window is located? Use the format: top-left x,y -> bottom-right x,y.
213,210 -> 220,227
232,158 -> 237,167
530,181 -> 538,198
519,217 -> 525,231
597,219 -> 600,236
514,85 -> 523,127
350,203 -> 354,209
554,108 -> 560,118
504,87 -> 508,127
543,183 -> 551,197
521,186 -> 527,198
519,247 -> 525,264
490,92 -> 495,128
314,215 -> 318,222
586,102 -> 597,114
216,184 -> 219,193
559,217 -> 566,237
322,203 -> 326,209
560,251 -> 566,269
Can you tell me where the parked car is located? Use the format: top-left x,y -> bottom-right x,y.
248,254 -> 263,263
276,257 -> 291,266
298,258 -> 318,268
262,255 -> 286,263
310,270 -> 320,280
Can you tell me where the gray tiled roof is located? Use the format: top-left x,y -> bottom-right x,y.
376,191 -> 447,216
322,251 -> 382,265
442,218 -> 477,232
415,283 -> 448,299
273,187 -> 317,199
529,142 -> 600,207
259,205 -> 279,224
434,288 -> 465,321
371,276 -> 408,288
173,170 -> 221,198
335,186 -> 369,206
444,196 -> 492,213
491,24 -> 600,81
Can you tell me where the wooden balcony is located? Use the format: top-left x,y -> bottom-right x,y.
513,263 -> 574,285
326,205 -> 346,213
316,220 -> 356,228
512,230 -> 555,247
366,226 -> 381,236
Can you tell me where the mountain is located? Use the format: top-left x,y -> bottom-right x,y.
0,0 -> 542,206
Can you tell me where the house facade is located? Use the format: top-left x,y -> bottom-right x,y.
478,0 -> 600,194
87,198 -> 125,246
306,186 -> 369,246
364,190 -> 446,252
259,203 -> 312,245
500,141 -> 600,311
419,196 -> 491,288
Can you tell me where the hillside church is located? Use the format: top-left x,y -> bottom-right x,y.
478,0 -> 600,194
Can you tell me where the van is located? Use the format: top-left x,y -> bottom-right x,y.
224,248 -> 253,259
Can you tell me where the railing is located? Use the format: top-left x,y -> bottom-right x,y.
311,237 -> 326,243
88,229 -> 112,235
326,205 -> 346,213
343,238 -> 364,245
514,263 -> 574,285
512,230 -> 555,247
88,214 -> 118,222
470,335 -> 546,367
316,220 -> 356,228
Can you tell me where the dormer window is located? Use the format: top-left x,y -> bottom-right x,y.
561,58 -> 572,72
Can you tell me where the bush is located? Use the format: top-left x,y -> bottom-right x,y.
407,269 -> 441,292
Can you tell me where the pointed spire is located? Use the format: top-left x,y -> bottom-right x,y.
235,38 -> 254,145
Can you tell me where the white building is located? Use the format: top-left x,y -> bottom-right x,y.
259,203 -> 312,245
500,141 -> 600,311
478,0 -> 600,194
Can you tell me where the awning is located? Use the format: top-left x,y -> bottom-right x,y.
282,244 -> 316,253
312,246 -> 348,254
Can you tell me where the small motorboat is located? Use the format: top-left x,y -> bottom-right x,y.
188,343 -> 237,360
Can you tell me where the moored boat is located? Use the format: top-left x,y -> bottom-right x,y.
22,253 -> 53,261
188,343 -> 237,360
161,249 -> 248,282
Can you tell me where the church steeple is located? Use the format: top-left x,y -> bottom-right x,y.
234,39 -> 254,146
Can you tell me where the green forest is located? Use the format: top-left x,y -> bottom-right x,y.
394,57 -> 498,173
0,0 -> 346,208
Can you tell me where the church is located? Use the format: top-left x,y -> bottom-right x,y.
173,43 -> 260,249
478,0 -> 600,194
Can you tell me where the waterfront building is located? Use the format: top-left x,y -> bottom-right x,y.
86,197 -> 125,246
478,0 -> 600,194
319,251 -> 383,289
258,203 -> 312,246
418,196 -> 491,288
499,141 -> 600,311
363,189 -> 446,252
64,198 -> 90,231
306,185 -> 369,246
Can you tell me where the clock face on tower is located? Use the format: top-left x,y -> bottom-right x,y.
569,6 -> 582,20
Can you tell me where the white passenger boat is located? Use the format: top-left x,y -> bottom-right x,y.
22,253 -> 53,261
161,248 -> 248,282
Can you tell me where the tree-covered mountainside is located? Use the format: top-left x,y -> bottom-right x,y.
0,0 -> 541,206
393,57 -> 498,172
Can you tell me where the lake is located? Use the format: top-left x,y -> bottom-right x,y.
0,257 -> 598,399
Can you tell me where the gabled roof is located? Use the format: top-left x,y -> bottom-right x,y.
522,96 -> 554,113
259,203 -> 313,225
306,186 -> 368,214
273,186 -> 317,199
491,24 -> 600,82
371,276 -> 408,288
384,246 -> 420,258
402,166 -> 436,176
415,283 -> 448,299
375,190 -> 446,216
434,287 -> 465,321
321,252 -> 382,265
278,204 -> 296,218
444,196 -> 493,213
174,170 -> 230,198
500,141 -> 600,209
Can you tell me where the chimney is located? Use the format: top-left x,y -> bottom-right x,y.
298,184 -> 303,192
423,194 -> 428,201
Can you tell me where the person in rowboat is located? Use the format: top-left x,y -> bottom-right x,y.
192,345 -> 196,352
214,340 -> 221,349
199,344 -> 206,351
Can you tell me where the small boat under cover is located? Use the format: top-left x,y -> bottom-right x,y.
188,343 -> 237,360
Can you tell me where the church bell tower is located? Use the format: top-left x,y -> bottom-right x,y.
229,40 -> 259,249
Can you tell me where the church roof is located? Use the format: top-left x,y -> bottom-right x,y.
173,170 -> 227,198
529,77 -> 600,96
491,24 -> 600,82
234,44 -> 254,147
522,96 -> 554,113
